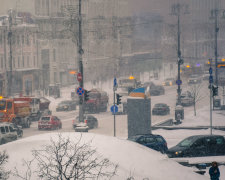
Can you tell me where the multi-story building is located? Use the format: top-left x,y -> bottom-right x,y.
34,0 -> 132,88
0,11 -> 38,96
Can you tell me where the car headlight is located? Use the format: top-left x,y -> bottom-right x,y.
175,151 -> 182,155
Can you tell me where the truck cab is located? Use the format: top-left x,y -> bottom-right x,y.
0,98 -> 31,128
84,89 -> 108,113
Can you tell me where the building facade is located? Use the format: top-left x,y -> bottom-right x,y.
0,11 -> 39,96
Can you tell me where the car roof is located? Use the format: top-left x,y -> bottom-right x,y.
129,134 -> 164,138
155,103 -> 167,106
184,135 -> 224,141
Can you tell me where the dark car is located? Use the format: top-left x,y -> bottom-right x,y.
128,134 -> 168,153
38,115 -> 62,130
73,115 -> 98,130
56,100 -> 76,112
167,135 -> 225,158
152,103 -> 170,115
150,85 -> 165,96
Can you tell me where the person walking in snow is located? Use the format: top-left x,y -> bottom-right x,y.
209,161 -> 220,180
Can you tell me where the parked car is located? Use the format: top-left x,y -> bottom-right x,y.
73,115 -> 98,130
188,74 -> 202,84
9,123 -> 23,137
0,123 -> 18,145
128,134 -> 168,153
167,135 -> 225,158
180,91 -> 194,106
162,78 -> 176,86
38,115 -> 62,130
152,103 -> 170,115
56,100 -> 76,112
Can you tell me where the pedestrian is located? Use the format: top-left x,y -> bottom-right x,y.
209,161 -> 220,180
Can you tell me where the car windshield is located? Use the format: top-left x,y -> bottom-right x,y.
41,117 -> 51,121
128,136 -> 139,141
177,137 -> 195,147
0,100 -> 6,110
89,93 -> 99,99
155,104 -> 165,107
59,101 -> 70,105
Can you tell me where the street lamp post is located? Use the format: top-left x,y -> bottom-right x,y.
78,0 -> 84,123
171,3 -> 187,105
210,8 -> 225,92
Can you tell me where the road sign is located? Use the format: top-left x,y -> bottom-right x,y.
113,78 -> 117,87
76,87 -> 84,96
110,105 -> 118,114
209,75 -> 213,84
176,79 -> 182,85
209,67 -> 213,74
77,72 -> 82,82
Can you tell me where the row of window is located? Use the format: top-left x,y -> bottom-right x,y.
0,33 -> 36,47
0,55 -> 37,69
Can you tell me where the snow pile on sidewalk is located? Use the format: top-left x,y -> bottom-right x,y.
1,132 -> 207,180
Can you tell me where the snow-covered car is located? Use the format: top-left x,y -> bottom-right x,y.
162,78 -> 176,86
188,75 -> 202,84
152,103 -> 170,115
56,100 -> 76,111
180,91 -> 194,106
73,115 -> 98,130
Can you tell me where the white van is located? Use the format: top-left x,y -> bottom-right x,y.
0,123 -> 18,145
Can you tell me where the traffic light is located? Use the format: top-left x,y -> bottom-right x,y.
212,86 -> 218,96
116,94 -> 122,105
84,90 -> 90,101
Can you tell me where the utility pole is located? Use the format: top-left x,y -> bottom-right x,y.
171,3 -> 187,105
209,58 -> 213,135
78,0 -> 84,122
214,9 -> 219,88
8,9 -> 13,97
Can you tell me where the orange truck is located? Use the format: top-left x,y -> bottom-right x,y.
0,97 -> 31,128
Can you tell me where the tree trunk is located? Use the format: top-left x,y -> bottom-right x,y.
194,102 -> 196,116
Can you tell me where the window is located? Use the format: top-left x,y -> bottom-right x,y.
17,35 -> 20,45
215,137 -> 225,145
33,35 -> 35,44
0,34 -> 2,45
138,137 -> 145,144
22,56 -> 24,67
0,126 -> 5,134
13,57 -> 15,68
156,137 -> 164,143
33,56 -> 36,66
7,102 -> 12,109
9,126 -> 14,132
1,56 -> 3,68
145,137 -> 155,144
5,126 -> 9,133
22,35 -> 24,44
27,56 -> 30,67
18,57 -> 20,67
53,49 -> 56,62
26,36 -> 30,46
